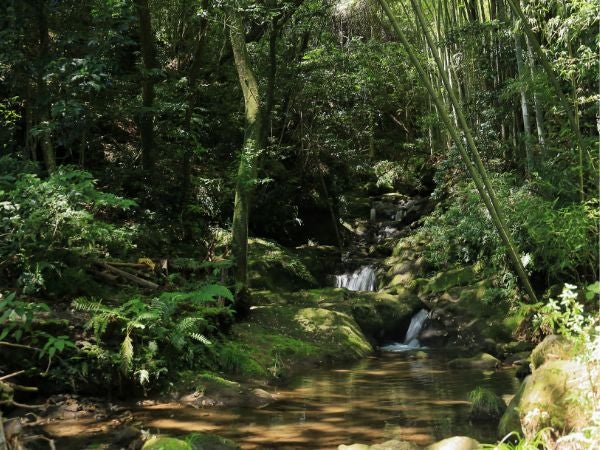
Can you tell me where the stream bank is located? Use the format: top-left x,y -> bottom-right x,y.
11,190 -> 534,449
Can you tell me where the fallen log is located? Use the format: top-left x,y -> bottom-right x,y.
97,262 -> 159,289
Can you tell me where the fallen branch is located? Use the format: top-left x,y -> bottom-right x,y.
97,262 -> 159,289
0,400 -> 46,410
92,270 -> 120,284
102,261 -> 149,269
0,371 -> 24,382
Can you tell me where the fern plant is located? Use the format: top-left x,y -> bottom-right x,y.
72,285 -> 234,388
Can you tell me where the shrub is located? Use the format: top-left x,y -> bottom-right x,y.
72,285 -> 234,389
417,173 -> 598,285
0,157 -> 136,293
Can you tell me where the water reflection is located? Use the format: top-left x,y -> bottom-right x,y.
137,352 -> 516,448
53,351 -> 518,449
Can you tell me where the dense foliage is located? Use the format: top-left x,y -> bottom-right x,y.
0,0 -> 597,436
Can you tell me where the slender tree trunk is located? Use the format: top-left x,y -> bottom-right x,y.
513,30 -> 534,175
377,0 -> 538,302
505,0 -> 584,199
180,0 -> 210,209
35,0 -> 55,173
264,20 -> 278,144
318,169 -> 344,254
134,0 -> 158,180
230,11 -> 264,314
525,34 -> 546,158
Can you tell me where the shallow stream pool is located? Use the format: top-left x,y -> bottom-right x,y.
49,351 -> 518,449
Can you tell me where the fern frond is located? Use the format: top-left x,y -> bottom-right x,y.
176,316 -> 207,333
189,332 -> 211,345
72,297 -> 104,312
120,334 -> 133,374
151,297 -> 175,319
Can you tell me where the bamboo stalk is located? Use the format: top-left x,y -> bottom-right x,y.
376,0 -> 538,303
504,0 -> 584,200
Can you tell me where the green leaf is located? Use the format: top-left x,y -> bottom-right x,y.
197,284 -> 234,302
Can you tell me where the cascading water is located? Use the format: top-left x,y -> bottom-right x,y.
334,266 -> 376,292
381,308 -> 429,352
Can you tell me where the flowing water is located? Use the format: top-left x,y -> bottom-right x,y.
381,309 -> 429,352
334,266 -> 377,292
49,352 -> 518,449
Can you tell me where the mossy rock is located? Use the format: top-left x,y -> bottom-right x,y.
426,436 -> 480,450
294,307 -> 373,359
228,302 -> 373,379
294,244 -> 341,285
468,387 -> 506,422
530,334 -> 574,369
498,376 -> 529,438
350,291 -> 421,340
448,353 -> 499,370
248,238 -> 318,291
187,432 -> 240,450
143,437 -> 192,450
425,278 -> 516,346
517,360 -> 587,437
425,266 -> 475,294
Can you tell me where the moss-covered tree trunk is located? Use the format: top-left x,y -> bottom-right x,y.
229,11 -> 264,315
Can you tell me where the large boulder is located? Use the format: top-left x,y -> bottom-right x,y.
498,335 -> 597,446
498,376 -> 529,438
187,433 -> 240,450
530,334 -> 574,369
248,239 -> 318,291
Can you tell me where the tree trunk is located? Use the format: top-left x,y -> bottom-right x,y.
505,0 -> 584,199
513,30 -> 534,175
35,0 -> 55,173
180,0 -> 211,209
229,11 -> 264,315
134,0 -> 158,181
525,34 -> 546,158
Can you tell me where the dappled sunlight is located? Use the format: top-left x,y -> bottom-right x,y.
124,352 -> 515,448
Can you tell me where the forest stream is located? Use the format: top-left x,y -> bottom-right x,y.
45,351 -> 519,449
43,194 -> 521,450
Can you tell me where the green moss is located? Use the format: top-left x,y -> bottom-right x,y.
530,335 -> 574,369
143,437 -> 192,450
498,377 -> 528,438
216,341 -> 269,378
425,266 -> 476,293
196,372 -> 240,390
186,432 -> 240,450
294,307 -> 373,359
468,387 -> 506,421
248,238 -> 318,291
518,360 -> 586,433
448,353 -> 500,369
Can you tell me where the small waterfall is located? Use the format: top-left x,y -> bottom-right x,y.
335,266 -> 376,292
381,308 -> 429,352
403,309 -> 429,346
